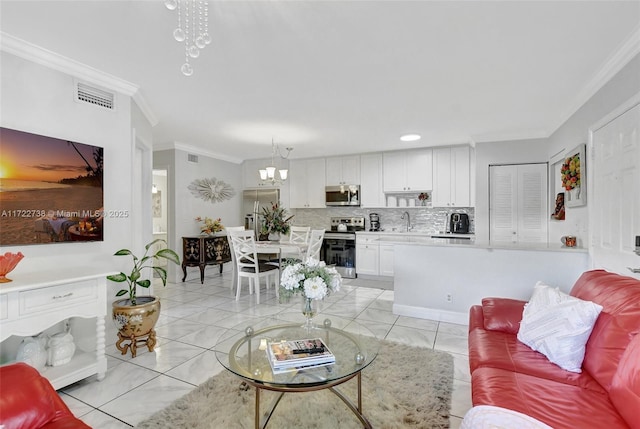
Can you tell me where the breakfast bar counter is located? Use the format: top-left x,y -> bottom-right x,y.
377,235 -> 589,324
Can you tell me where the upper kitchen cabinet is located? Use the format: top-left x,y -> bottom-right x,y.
325,155 -> 360,186
289,158 -> 326,208
432,146 -> 471,207
383,149 -> 433,192
360,153 -> 385,207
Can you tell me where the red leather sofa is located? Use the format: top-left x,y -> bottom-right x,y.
0,362 -> 90,429
468,270 -> 640,429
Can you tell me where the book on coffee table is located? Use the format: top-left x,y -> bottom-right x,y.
267,338 -> 335,372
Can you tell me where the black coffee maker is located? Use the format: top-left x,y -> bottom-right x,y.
369,213 -> 380,231
450,213 -> 470,234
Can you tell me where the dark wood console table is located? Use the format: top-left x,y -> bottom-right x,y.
181,235 -> 231,283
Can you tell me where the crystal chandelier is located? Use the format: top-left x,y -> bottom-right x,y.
164,0 -> 211,76
259,140 -> 293,186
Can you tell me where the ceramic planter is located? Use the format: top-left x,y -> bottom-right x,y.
112,296 -> 160,357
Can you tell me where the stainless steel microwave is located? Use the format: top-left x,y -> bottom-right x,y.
325,185 -> 360,206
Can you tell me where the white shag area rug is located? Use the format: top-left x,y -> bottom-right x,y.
137,340 -> 454,429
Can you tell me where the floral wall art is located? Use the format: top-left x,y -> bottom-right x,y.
561,144 -> 586,207
188,177 -> 235,203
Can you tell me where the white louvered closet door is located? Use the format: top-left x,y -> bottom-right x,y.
490,164 -> 548,243
590,102 -> 640,278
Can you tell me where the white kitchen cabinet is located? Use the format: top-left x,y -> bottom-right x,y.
325,155 -> 360,185
0,268 -> 112,390
378,243 -> 395,276
432,146 -> 471,207
383,149 -> 433,192
356,244 -> 379,275
360,154 -> 385,207
289,158 -> 326,208
356,234 -> 379,276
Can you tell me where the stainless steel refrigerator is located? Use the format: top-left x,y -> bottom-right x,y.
242,189 -> 280,237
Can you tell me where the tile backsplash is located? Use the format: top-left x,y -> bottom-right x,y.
290,206 -> 475,234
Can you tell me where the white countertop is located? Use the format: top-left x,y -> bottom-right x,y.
356,231 -> 586,253
357,231 -> 474,238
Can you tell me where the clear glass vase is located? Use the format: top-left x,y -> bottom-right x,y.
302,297 -> 317,330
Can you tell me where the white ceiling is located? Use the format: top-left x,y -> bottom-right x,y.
1,1 -> 639,163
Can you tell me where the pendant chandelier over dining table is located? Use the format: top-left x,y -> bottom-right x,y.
164,0 -> 211,76
259,139 -> 293,186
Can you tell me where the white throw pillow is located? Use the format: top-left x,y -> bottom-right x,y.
517,281 -> 603,373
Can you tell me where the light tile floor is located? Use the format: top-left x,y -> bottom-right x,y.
60,271 -> 472,428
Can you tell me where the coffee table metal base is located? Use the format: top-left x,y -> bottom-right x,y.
246,371 -> 372,429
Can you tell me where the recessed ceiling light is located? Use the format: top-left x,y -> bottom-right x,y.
400,134 -> 421,142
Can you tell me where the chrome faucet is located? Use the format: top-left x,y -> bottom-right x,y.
401,211 -> 411,232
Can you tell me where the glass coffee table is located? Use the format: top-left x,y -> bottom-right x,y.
215,317 -> 379,429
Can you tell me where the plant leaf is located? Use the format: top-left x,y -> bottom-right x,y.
145,238 -> 165,251
115,289 -> 128,296
137,279 -> 151,288
152,266 -> 168,285
114,249 -> 133,256
107,272 -> 127,282
156,248 -> 180,265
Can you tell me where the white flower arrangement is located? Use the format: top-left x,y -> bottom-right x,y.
280,259 -> 342,301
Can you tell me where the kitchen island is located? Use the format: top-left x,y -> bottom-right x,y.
385,236 -> 589,324
356,232 -> 589,324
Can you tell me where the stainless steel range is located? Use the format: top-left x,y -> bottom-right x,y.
322,217 -> 365,279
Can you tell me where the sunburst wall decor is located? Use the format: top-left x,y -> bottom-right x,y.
188,178 -> 235,203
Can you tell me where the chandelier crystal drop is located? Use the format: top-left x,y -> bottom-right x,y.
166,0 -> 210,76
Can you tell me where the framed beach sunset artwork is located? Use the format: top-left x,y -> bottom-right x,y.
0,127 -> 104,246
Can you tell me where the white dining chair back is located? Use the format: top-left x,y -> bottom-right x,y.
279,226 -> 311,261
225,226 -> 245,290
228,230 -> 278,303
288,226 -> 311,244
305,229 -> 325,262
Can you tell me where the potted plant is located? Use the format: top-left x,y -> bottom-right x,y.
107,238 -> 180,357
261,201 -> 293,241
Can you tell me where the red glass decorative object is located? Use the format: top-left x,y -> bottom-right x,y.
0,252 -> 24,283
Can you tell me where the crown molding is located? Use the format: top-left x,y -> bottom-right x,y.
0,32 -> 158,126
470,129 -> 548,144
154,141 -> 243,165
549,24 -> 640,136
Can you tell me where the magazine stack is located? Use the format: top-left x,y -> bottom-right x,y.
267,338 -> 335,373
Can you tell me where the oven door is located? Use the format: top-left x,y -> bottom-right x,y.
321,234 -> 356,278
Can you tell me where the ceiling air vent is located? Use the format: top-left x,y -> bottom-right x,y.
75,82 -> 115,110
188,154 -> 199,163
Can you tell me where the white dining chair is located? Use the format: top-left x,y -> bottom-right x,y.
280,225 -> 311,261
288,226 -> 311,245
224,226 -> 245,291
305,229 -> 325,262
228,230 -> 279,304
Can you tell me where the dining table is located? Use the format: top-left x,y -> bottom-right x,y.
230,241 -> 308,293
